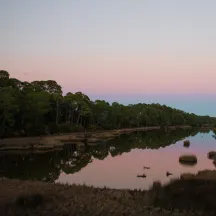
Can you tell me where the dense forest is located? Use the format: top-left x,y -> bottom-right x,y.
0,70 -> 215,137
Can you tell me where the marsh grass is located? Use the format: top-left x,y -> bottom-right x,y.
15,193 -> 43,208
146,179 -> 216,213
0,177 -> 216,216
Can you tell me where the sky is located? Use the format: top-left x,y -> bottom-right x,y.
1,0 -> 216,116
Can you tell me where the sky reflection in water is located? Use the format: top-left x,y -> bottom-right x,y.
57,130 -> 216,189
1,130 -> 215,190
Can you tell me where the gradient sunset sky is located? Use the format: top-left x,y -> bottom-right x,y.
1,0 -> 216,116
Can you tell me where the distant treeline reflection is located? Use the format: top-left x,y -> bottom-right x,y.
0,129 -> 202,182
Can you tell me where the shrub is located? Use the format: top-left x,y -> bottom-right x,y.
48,122 -> 60,134
145,175 -> 216,211
25,124 -> 47,136
70,124 -> 84,132
16,193 -> 43,209
59,122 -> 84,133
88,124 -> 97,131
59,122 -> 73,133
102,124 -> 114,130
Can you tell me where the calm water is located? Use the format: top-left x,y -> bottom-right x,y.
0,129 -> 216,189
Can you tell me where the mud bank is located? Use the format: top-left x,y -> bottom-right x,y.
0,126 -> 192,152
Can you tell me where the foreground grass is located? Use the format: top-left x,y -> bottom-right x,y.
1,175 -> 216,216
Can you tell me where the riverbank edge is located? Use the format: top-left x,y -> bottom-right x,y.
0,125 -> 193,152
0,178 -> 214,216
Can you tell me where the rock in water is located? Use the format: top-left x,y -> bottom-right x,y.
143,166 -> 150,169
166,171 -> 172,176
137,174 -> 146,178
183,140 -> 190,147
179,154 -> 197,165
208,151 -> 216,160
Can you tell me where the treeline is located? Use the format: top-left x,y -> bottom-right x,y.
0,70 -> 215,137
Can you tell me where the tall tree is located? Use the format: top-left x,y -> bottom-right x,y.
0,70 -> 216,137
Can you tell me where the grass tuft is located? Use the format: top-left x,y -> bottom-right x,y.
15,193 -> 43,208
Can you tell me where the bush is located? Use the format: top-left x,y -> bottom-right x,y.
101,124 -> 115,130
16,193 -> 43,209
2,126 -> 14,138
71,124 -> 84,132
48,122 -> 59,134
145,175 -> 216,211
88,124 -> 97,131
59,122 -> 73,133
25,124 -> 47,136
59,122 -> 84,133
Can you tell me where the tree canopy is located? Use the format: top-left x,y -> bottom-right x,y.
0,70 -> 215,137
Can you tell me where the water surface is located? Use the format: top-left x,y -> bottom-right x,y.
1,129 -> 216,189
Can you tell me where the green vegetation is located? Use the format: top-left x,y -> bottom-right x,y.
180,170 -> 216,181
15,193 -> 43,209
145,171 -> 216,212
1,70 -> 216,138
1,177 -> 216,216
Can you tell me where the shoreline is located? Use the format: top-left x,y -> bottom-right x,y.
1,175 -> 216,216
0,125 -> 193,152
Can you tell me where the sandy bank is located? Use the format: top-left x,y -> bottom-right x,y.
0,126 -> 192,152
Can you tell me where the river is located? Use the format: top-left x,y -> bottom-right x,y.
0,129 -> 215,189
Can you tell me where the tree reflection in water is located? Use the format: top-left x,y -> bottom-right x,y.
0,129 -> 198,182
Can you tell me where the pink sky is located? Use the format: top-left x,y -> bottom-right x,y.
2,54 -> 216,95
2,1 -> 216,97
57,137 -> 216,190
